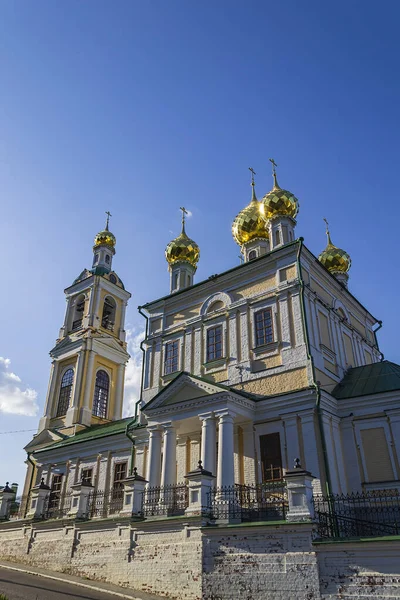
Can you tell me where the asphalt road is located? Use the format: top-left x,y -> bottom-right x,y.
0,567 -> 132,600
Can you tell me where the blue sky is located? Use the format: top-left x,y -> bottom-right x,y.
1,0 -> 399,488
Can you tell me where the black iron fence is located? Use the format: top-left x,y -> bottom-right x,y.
313,489 -> 400,539
141,483 -> 188,517
208,481 -> 288,522
87,489 -> 124,518
42,491 -> 74,519
7,495 -> 30,520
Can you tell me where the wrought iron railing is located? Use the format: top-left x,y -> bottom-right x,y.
208,481 -> 288,522
87,489 -> 124,518
313,489 -> 400,539
141,483 -> 189,517
42,491 -> 74,520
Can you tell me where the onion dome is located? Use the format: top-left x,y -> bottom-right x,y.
261,162 -> 299,220
318,219 -> 351,274
165,208 -> 200,269
94,212 -> 116,250
232,173 -> 268,246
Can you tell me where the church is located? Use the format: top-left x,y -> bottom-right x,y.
1,162 -> 400,600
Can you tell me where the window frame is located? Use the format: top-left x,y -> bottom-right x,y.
254,307 -> 274,348
80,468 -> 93,486
164,340 -> 179,375
92,369 -> 110,419
56,368 -> 74,417
113,462 -> 128,490
206,325 -> 223,362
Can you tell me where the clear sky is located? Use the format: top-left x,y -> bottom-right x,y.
1,0 -> 400,488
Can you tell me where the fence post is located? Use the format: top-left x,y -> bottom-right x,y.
68,481 -> 93,519
121,468 -> 148,517
285,459 -> 315,522
25,478 -> 51,520
0,483 -> 16,520
184,461 -> 215,519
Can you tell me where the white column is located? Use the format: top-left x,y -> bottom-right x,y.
340,418 -> 362,492
331,415 -> 347,493
38,361 -> 59,431
284,415 -> 301,470
119,301 -> 127,337
241,422 -> 256,484
113,363 -> 125,420
321,413 -> 341,494
388,412 -> 400,470
300,413 -> 320,480
81,351 -> 96,426
200,414 -> 217,476
65,350 -> 86,426
146,427 -> 162,487
160,423 -> 177,487
217,412 -> 235,488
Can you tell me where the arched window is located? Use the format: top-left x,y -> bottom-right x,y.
101,297 -> 116,331
105,254 -> 110,264
92,370 -> 109,419
248,250 -> 257,260
56,369 -> 74,417
275,230 -> 281,246
71,294 -> 85,331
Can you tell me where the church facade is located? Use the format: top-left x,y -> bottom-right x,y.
1,163 -> 400,599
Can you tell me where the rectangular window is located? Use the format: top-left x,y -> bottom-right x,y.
113,462 -> 127,490
260,433 -> 283,482
207,325 -> 223,362
81,468 -> 93,486
164,340 -> 179,375
254,308 -> 273,347
49,474 -> 63,510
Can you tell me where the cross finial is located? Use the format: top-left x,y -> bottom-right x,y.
248,167 -> 256,184
323,217 -> 333,245
105,211 -> 112,230
269,158 -> 278,174
180,206 -> 188,233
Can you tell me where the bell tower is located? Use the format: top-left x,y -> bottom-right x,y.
38,214 -> 131,433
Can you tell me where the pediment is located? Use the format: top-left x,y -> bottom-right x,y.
24,428 -> 65,452
92,334 -> 130,357
143,373 -> 229,412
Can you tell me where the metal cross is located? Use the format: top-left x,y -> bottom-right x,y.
180,206 -> 188,225
105,211 -> 112,229
323,217 -> 329,234
269,158 -> 278,174
248,167 -> 256,184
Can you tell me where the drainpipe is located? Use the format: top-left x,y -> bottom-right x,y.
373,320 -> 383,361
125,419 -> 136,476
296,238 -> 332,495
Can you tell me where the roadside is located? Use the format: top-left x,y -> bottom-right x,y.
0,561 -> 161,600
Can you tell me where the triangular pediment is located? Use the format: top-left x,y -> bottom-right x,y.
92,334 -> 130,357
24,428 -> 65,453
143,372 -> 230,412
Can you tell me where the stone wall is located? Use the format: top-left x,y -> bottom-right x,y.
1,518 -> 400,599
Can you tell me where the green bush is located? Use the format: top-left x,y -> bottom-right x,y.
0,594 -> 9,600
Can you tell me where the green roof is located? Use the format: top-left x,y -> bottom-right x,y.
34,416 -> 135,454
332,360 -> 400,400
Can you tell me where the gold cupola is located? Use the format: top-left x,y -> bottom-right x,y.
318,218 -> 351,281
165,208 -> 200,269
94,211 -> 116,250
261,159 -> 299,220
232,169 -> 269,247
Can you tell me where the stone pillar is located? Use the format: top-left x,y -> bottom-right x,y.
113,364 -> 125,420
160,423 -> 177,487
185,461 -> 215,519
190,433 -> 201,471
300,412 -> 321,488
119,301 -> 128,340
146,427 -> 162,487
285,461 -> 315,522
121,469 -> 148,517
340,417 -> 362,493
284,415 -> 301,471
81,350 -> 96,425
217,412 -> 235,488
321,413 -> 341,494
0,483 -> 16,520
200,413 -> 217,476
241,422 -> 256,484
26,479 -> 51,519
38,361 -> 60,431
68,481 -> 93,519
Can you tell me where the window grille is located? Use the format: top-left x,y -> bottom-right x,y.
56,369 -> 74,417
207,326 -> 223,362
254,308 -> 273,347
113,462 -> 127,490
164,341 -> 179,375
81,468 -> 93,485
92,370 -> 109,419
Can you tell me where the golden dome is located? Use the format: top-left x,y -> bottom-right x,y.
262,172 -> 299,220
318,221 -> 351,274
94,229 -> 116,249
94,212 -> 116,249
232,180 -> 269,246
165,212 -> 199,269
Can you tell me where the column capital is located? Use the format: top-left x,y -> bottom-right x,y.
199,412 -> 216,422
147,425 -> 162,437
216,411 -> 236,424
300,412 -> 315,425
161,421 -> 175,431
